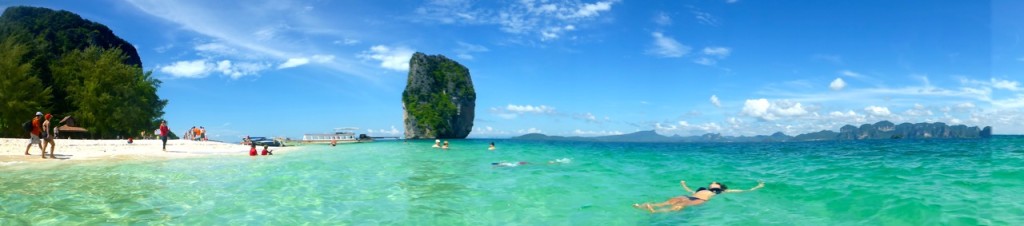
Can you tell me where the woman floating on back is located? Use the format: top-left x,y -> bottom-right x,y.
633,180 -> 764,213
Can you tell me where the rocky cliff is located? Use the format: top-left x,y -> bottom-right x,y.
402,52 -> 475,139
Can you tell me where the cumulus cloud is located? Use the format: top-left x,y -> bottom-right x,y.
160,60 -> 211,78
160,59 -> 268,79
741,99 -> 809,121
575,112 -> 598,123
863,106 -> 891,116
710,95 -> 721,107
648,32 -> 690,58
830,77 -> 846,91
359,45 -> 415,71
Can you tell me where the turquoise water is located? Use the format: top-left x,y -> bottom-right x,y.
1,137 -> 1023,225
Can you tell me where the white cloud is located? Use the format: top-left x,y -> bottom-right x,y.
693,10 -> 718,26
864,106 -> 891,116
125,1 -> 374,79
575,112 -> 598,122
454,41 -> 489,60
565,1 -> 614,19
159,59 -> 268,79
334,38 -> 360,45
647,32 -> 690,58
278,58 -> 311,69
506,104 -> 555,114
839,70 -> 863,78
955,102 -> 976,109
830,78 -> 847,91
694,57 -> 716,66
359,45 -> 415,71
991,78 -> 1021,91
312,54 -> 335,63
572,129 -> 623,136
160,60 -> 211,78
654,12 -> 672,26
702,47 -> 730,58
368,126 -> 401,136
741,99 -> 809,121
517,128 -> 542,134
415,0 -> 618,41
710,95 -> 721,107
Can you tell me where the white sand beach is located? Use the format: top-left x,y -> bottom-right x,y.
0,138 -> 296,164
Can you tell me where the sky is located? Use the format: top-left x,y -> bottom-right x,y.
2,0 -> 1022,140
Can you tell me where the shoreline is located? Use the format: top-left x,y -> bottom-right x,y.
1,138 -> 298,168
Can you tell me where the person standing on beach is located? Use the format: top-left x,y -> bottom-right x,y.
200,126 -> 207,141
41,113 -> 56,158
24,112 -> 44,157
159,120 -> 170,151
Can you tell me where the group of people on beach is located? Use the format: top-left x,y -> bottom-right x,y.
23,112 -> 57,159
182,126 -> 207,141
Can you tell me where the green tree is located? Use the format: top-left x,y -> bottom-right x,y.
0,37 -> 51,137
51,46 -> 165,138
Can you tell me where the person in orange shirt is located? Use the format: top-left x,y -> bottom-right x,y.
192,127 -> 201,141
24,112 -> 44,157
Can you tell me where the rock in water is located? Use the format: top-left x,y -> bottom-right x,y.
402,52 -> 475,139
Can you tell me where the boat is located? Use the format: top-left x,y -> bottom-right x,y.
247,136 -> 286,147
301,127 -> 371,144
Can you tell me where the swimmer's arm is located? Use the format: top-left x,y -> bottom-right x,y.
680,180 -> 694,193
725,181 -> 765,193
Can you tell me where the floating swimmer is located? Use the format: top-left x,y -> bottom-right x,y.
442,140 -> 449,150
492,161 -> 528,167
633,180 -> 765,213
548,158 -> 571,164
488,142 -> 496,151
432,139 -> 441,148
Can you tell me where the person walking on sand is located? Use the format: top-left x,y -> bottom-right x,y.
24,112 -> 44,157
159,120 -> 170,151
633,180 -> 765,213
41,113 -> 56,158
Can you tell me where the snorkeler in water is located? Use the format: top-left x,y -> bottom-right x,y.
633,180 -> 764,213
491,161 -> 528,167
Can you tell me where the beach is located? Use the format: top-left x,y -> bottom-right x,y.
0,138 -> 295,165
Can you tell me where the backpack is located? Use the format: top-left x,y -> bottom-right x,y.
23,121 -> 33,132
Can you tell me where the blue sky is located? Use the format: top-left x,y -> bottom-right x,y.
4,0 -> 1023,139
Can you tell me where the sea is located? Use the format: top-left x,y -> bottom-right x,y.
1,136 -> 1022,225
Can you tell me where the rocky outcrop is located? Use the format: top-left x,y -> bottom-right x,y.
402,52 -> 475,139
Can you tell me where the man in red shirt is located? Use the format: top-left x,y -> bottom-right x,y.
24,112 -> 44,157
159,120 -> 170,151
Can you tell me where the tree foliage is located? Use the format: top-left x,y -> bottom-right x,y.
51,46 -> 166,138
0,6 -> 164,139
0,37 -> 51,137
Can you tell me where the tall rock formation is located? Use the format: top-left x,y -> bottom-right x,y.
402,52 -> 475,139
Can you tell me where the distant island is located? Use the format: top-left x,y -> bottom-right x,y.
512,121 -> 993,143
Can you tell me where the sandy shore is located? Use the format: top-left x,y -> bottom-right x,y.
1,138 -> 296,165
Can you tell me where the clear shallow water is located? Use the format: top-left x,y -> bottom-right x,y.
1,137 -> 1022,225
